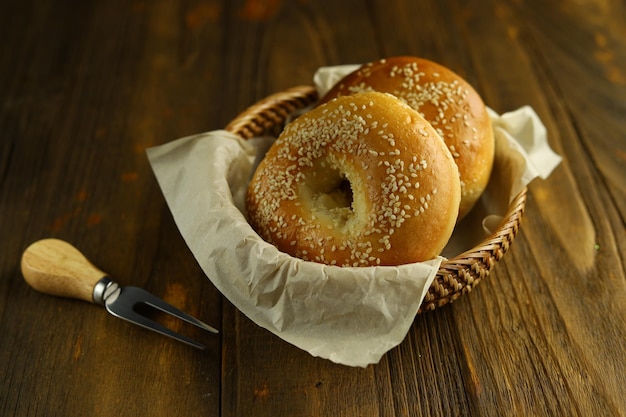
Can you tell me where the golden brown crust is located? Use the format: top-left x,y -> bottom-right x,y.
246,92 -> 461,266
320,56 -> 494,220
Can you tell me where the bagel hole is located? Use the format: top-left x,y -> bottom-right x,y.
302,167 -> 356,227
317,177 -> 353,210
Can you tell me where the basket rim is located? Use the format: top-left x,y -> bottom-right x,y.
225,85 -> 527,314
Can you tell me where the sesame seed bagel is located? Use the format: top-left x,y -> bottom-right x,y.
246,91 -> 461,267
320,56 -> 494,220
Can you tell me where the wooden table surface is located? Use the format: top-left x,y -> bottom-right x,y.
2,0 -> 626,415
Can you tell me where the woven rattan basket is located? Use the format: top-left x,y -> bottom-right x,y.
225,85 -> 527,314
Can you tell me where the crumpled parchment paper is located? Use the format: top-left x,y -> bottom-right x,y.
146,65 -> 562,367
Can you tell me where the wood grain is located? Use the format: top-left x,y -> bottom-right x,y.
1,0 -> 625,416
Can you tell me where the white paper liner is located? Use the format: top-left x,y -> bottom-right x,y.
146,65 -> 562,367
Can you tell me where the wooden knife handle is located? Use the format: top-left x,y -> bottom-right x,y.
21,238 -> 107,303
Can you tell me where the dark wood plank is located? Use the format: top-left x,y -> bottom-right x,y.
1,0 -> 224,415
520,0 -> 626,220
